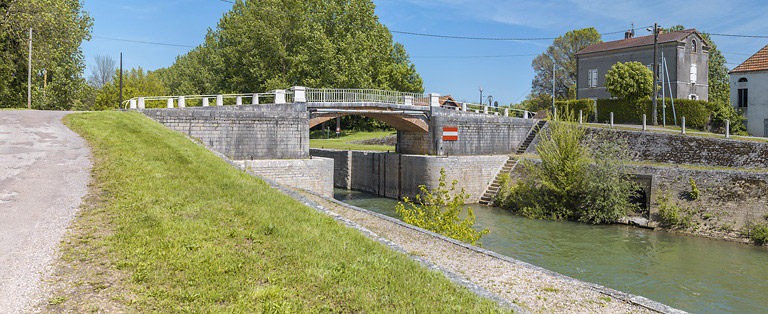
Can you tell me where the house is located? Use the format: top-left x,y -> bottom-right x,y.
576,29 -> 710,101
438,95 -> 460,109
730,44 -> 768,137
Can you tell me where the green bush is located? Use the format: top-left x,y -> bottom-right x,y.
396,168 -> 489,246
555,99 -> 595,121
742,223 -> 768,245
657,193 -> 692,228
689,178 -> 700,200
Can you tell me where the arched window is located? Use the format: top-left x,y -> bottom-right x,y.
739,77 -> 748,82
692,39 -> 697,53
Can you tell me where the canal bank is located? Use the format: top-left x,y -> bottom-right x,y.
335,188 -> 768,314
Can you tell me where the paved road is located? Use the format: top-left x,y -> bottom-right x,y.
0,111 -> 91,313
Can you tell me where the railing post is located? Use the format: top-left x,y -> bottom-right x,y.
610,112 -> 614,127
429,93 -> 440,106
275,89 -> 286,104
178,96 -> 185,108
725,119 -> 730,138
461,103 -> 467,111
167,98 -> 174,108
130,99 -> 137,109
483,106 -> 488,114
642,114 -> 647,131
216,94 -> 223,106
252,93 -> 259,105
202,97 -> 209,107
236,96 -> 242,105
138,97 -> 145,109
474,109 -> 480,113
504,108 -> 509,117
523,110 -> 529,119
682,117 -> 686,135
293,86 -> 306,102
404,95 -> 413,106
579,110 -> 583,124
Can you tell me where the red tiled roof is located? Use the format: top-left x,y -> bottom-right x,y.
576,29 -> 703,55
730,44 -> 768,74
439,95 -> 459,107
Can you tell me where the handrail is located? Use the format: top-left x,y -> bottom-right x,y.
304,88 -> 429,106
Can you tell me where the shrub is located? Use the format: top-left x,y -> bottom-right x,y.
555,99 -> 595,121
657,193 -> 692,228
689,178 -> 700,200
742,222 -> 768,245
396,168 -> 489,246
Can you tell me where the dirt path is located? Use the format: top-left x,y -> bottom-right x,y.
0,110 -> 92,314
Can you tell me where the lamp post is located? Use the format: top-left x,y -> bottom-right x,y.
479,86 -> 484,107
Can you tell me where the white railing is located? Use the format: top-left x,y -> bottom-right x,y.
304,88 -> 430,106
121,91 -> 293,109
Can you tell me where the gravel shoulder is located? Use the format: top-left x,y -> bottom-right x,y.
0,110 -> 92,314
298,191 -> 666,314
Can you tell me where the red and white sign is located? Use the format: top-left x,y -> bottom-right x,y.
443,127 -> 458,141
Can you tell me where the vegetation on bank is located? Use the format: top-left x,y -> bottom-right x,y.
61,111 -> 506,312
310,130 -> 396,151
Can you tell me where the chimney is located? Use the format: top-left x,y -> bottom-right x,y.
625,30 -> 634,39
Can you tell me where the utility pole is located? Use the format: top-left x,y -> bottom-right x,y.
479,86 -> 483,106
552,59 -> 556,120
27,28 -> 32,110
119,52 -> 123,109
652,23 -> 659,125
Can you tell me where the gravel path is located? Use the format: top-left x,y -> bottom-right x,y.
299,191 -> 666,314
0,111 -> 92,314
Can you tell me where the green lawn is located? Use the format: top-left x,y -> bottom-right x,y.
63,111 -> 505,313
582,123 -> 767,142
310,130 -> 396,151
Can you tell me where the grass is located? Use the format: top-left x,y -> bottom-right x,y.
511,153 -> 768,172
310,130 -> 396,151
62,111 -> 506,313
581,122 -> 768,143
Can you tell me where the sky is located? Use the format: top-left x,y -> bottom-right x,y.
82,0 -> 768,106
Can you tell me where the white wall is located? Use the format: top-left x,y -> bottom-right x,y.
731,70 -> 768,137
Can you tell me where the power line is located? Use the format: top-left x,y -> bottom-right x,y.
709,33 -> 768,39
92,36 -> 195,48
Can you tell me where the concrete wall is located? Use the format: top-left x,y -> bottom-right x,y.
235,157 -> 334,197
140,104 -> 309,160
730,70 -> 768,137
397,107 -> 538,156
310,148 -> 507,203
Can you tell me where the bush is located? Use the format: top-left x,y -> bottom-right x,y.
742,222 -> 768,245
689,178 -> 700,200
656,193 -> 692,228
396,168 -> 489,246
555,99 -> 595,121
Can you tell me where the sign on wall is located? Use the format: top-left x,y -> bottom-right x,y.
442,127 -> 458,141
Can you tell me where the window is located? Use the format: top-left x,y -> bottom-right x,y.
690,64 -> 697,83
588,69 -> 598,88
738,88 -> 749,107
689,94 -> 698,100
739,77 -> 748,83
692,39 -> 697,53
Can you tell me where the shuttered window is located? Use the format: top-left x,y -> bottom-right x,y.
589,69 -> 598,88
690,64 -> 697,83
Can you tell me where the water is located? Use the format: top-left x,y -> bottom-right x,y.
334,188 -> 768,314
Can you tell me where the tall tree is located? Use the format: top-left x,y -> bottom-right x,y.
663,25 -> 730,104
89,54 -> 117,89
93,67 -> 166,111
604,61 -> 653,117
531,28 -> 602,100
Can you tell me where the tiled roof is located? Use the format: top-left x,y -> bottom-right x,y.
730,44 -> 768,74
439,95 -> 459,107
576,29 -> 701,55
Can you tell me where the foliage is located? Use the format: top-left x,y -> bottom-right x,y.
396,169 -> 488,246
741,222 -> 768,245
0,0 -> 92,109
309,130 -> 395,151
664,25 -> 730,104
497,116 -> 639,224
517,92 -> 554,113
656,193 -> 692,228
531,28 -> 602,100
689,178 -> 700,200
604,61 -> 654,117
92,68 -> 166,110
555,99 -> 595,121
88,54 -> 116,89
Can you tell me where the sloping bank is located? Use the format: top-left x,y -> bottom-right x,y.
50,111 -> 505,312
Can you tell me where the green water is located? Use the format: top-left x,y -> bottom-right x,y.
334,188 -> 768,314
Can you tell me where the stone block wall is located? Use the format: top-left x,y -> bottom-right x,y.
140,104 -> 309,160
235,157 -> 334,197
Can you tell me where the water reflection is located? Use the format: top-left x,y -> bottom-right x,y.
334,188 -> 768,314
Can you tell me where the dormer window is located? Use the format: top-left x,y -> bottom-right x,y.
692,39 -> 697,53
738,77 -> 748,83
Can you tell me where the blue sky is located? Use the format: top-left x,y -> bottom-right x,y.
82,0 -> 768,105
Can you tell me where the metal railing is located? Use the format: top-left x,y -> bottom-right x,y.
121,91 -> 293,109
304,88 -> 429,106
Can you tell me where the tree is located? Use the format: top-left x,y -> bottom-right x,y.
531,28 -> 602,100
92,68 -> 166,111
605,61 -> 653,117
88,54 -> 116,89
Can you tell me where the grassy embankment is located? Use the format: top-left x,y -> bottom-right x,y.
60,111 -> 505,312
310,129 -> 396,151
582,122 -> 767,142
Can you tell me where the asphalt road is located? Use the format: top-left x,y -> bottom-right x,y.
0,111 -> 92,313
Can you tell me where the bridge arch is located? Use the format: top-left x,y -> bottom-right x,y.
309,110 -> 429,133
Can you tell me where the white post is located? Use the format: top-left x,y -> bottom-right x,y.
275,89 -> 286,104
252,93 -> 259,105
167,98 -> 174,108
579,110 -> 583,124
236,96 -> 242,105
216,94 -> 223,106
461,103 -> 467,111
483,106 -> 488,114
610,112 -> 614,127
682,117 -> 686,135
404,95 -> 413,106
494,112 -> 499,115
130,99 -> 137,109
292,86 -> 306,102
474,109 -> 480,113
504,108 -> 509,117
429,93 -> 440,106
725,119 -> 730,138
202,97 -> 209,107
178,96 -> 185,108
138,97 -> 145,109
523,110 -> 529,119
643,114 -> 647,131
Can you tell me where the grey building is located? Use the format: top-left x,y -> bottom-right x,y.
576,29 -> 709,101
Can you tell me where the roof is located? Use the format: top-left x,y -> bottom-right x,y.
730,44 -> 768,74
576,29 -> 705,55
439,95 -> 459,107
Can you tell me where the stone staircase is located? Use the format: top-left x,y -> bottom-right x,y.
516,120 -> 547,154
479,157 -> 519,206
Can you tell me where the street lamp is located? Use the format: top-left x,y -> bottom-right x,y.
479,86 -> 484,106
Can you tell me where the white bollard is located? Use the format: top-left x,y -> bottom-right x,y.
725,119 -> 730,138
610,112 -> 614,127
494,112 -> 499,115
579,110 -> 583,124
203,98 -> 209,107
504,108 -> 509,117
252,93 -> 259,105
130,99 -> 137,109
292,86 -> 306,102
275,89 -> 286,104
483,106 -> 488,114
236,96 -> 242,105
682,117 -> 686,135
178,96 -> 185,108
461,103 -> 467,111
643,114 -> 647,131
429,93 -> 440,106
138,97 -> 145,109
216,94 -> 223,106
167,98 -> 174,108
474,109 -> 480,113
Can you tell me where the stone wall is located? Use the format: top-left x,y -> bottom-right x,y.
140,104 -> 309,160
311,148 -> 507,203
235,157 -> 334,197
397,107 -> 538,156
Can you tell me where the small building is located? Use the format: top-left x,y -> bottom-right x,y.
730,44 -> 768,137
439,95 -> 460,109
576,29 -> 710,101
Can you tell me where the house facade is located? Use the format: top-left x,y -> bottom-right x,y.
576,29 -> 710,101
730,44 -> 768,137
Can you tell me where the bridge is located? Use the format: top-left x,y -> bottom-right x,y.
126,86 -> 539,159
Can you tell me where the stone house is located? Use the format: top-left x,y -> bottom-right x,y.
730,44 -> 768,137
576,29 -> 710,101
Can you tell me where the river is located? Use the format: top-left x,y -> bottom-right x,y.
334,188 -> 768,314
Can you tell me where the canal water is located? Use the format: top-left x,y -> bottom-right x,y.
334,188 -> 768,314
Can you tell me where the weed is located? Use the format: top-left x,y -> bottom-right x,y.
741,222 -> 768,245
599,296 -> 612,303
48,296 -> 67,305
719,223 -> 734,233
703,214 -> 712,219
542,287 -> 560,293
657,193 -> 692,228
689,178 -> 700,200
